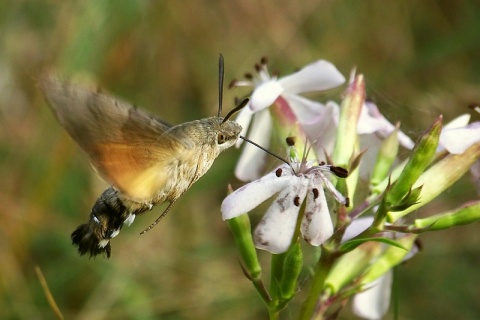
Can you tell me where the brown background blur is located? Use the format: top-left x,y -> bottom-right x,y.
1,1 -> 479,319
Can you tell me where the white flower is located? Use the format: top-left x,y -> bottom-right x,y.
343,217 -> 419,320
221,161 -> 347,254
352,272 -> 393,320
232,58 -> 346,181
438,114 -> 480,154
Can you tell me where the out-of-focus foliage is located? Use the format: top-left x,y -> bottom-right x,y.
1,1 -> 479,319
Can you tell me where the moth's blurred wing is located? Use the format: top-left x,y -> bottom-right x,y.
40,76 -> 188,200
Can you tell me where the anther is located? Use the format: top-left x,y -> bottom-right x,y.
228,79 -> 237,89
312,188 -> 319,199
293,196 -> 301,207
275,168 -> 283,177
331,166 -> 349,178
286,136 -> 296,146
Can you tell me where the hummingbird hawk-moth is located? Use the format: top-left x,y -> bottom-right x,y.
41,56 -> 246,258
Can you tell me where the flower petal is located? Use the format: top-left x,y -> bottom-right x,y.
234,106 -> 254,147
352,271 -> 393,320
444,113 -> 471,129
278,60 -> 345,94
282,93 -> 325,124
303,101 -> 340,154
342,217 -> 374,242
254,176 -> 308,253
222,164 -> 294,220
439,122 -> 480,154
235,109 -> 272,181
250,79 -> 284,111
301,185 -> 333,246
357,102 -> 414,149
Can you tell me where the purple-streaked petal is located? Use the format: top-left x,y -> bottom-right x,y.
282,93 -> 326,125
278,60 -> 345,94
222,164 -> 294,220
235,109 -> 272,181
254,177 -> 308,254
234,105 -> 253,147
250,79 -> 284,111
301,185 -> 333,246
352,271 -> 393,320
439,122 -> 480,154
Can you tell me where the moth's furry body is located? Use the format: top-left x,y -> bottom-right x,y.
41,77 -> 241,258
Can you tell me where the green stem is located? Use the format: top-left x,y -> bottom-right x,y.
268,309 -> 280,320
298,248 -> 336,320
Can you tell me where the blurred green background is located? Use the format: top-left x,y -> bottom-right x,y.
1,1 -> 479,319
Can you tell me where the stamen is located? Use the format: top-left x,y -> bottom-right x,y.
228,79 -> 238,89
293,196 -> 301,207
244,73 -> 253,80
286,136 -> 296,146
330,166 -> 349,178
468,103 -> 480,114
276,168 -> 283,177
260,56 -> 268,65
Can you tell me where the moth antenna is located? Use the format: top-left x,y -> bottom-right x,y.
140,200 -> 177,234
222,98 -> 249,123
239,135 -> 292,169
218,54 -> 225,117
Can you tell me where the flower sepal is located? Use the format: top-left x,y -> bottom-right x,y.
385,185 -> 422,212
413,201 -> 480,231
370,126 -> 400,188
358,234 -> 417,285
388,142 -> 480,222
324,241 -> 381,295
386,116 -> 442,205
273,242 -> 304,302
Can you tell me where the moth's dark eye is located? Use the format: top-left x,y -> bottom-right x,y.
218,133 -> 226,144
